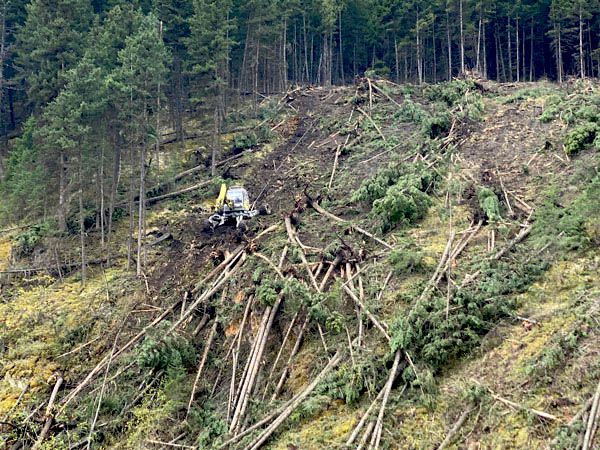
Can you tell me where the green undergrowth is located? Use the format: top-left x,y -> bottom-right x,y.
536,82 -> 600,155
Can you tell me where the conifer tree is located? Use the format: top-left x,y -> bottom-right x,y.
15,0 -> 93,111
41,57 -> 107,284
187,0 -> 235,175
111,13 -> 170,275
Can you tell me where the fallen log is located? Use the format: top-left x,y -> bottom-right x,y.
582,377 -> 600,450
346,388 -> 385,446
245,350 -> 345,450
438,408 -> 472,450
342,284 -> 390,341
32,373 -> 64,450
186,319 -> 218,419
61,300 -> 180,407
371,350 -> 401,450
309,200 -> 392,250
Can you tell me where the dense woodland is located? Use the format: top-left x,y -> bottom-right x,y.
1,0 -> 600,275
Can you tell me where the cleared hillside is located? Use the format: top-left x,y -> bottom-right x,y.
1,78 -> 599,450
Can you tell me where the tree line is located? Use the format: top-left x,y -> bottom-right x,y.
0,0 -> 598,279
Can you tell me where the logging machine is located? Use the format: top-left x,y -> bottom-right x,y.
208,183 -> 270,229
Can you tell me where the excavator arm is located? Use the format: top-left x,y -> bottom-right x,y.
214,183 -> 227,211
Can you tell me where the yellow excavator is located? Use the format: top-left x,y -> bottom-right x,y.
208,184 -> 270,229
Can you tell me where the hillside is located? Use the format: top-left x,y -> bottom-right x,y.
1,78 -> 600,450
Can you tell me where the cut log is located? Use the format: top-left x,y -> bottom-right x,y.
437,408 -> 472,450
186,319 -> 218,419
309,200 -> 392,249
245,350 -> 345,450
371,350 -> 401,449
32,373 -> 63,450
582,378 -> 600,450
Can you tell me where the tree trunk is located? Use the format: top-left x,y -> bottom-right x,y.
459,0 -> 465,74
476,13 -> 482,73
507,16 -> 513,81
447,10 -> 452,80
579,6 -> 585,79
211,106 -> 220,177
0,0 -> 7,120
78,147 -> 86,286
127,140 -> 135,271
99,144 -> 105,251
58,150 -> 66,233
432,20 -> 437,83
530,18 -> 534,81
106,141 -> 120,264
338,10 -> 344,85
417,7 -> 423,84
303,14 -> 309,83
483,16 -> 487,78
136,141 -> 145,277
394,37 -> 400,83
516,16 -> 520,82
282,16 -> 287,91
556,22 -> 563,84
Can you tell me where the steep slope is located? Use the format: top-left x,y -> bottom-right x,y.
1,79 -> 599,450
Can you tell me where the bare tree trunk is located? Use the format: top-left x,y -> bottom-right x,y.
530,18 -> 534,81
417,6 -> 423,84
303,14 -> 309,82
338,10 -> 344,85
516,16 -> 520,82
174,57 -> 185,148
136,140 -> 145,277
476,13 -> 482,72
579,6 -> 585,79
432,19 -> 437,82
394,36 -> 400,83
447,10 -> 452,80
483,16 -> 487,78
78,147 -> 86,286
0,0 -> 7,119
127,141 -> 135,271
507,16 -> 513,81
58,150 -> 66,233
99,144 -> 105,251
556,22 -> 563,84
459,0 -> 465,74
211,106 -> 220,177
106,141 -> 120,264
282,16 -> 287,91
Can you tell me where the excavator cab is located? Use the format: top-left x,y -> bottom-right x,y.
224,186 -> 250,212
208,183 -> 270,229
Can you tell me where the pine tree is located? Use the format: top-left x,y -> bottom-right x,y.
0,117 -> 46,222
15,0 -> 93,111
40,56 -> 107,283
111,13 -> 170,275
186,0 -> 235,175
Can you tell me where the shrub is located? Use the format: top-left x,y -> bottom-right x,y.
388,244 -> 425,275
233,131 -> 258,150
372,178 -> 432,231
524,329 -> 583,382
389,257 -> 548,373
563,122 -> 599,155
424,80 -> 476,107
394,97 -> 428,125
11,219 -> 56,257
137,334 -> 196,371
422,110 -> 452,138
478,188 -> 501,223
